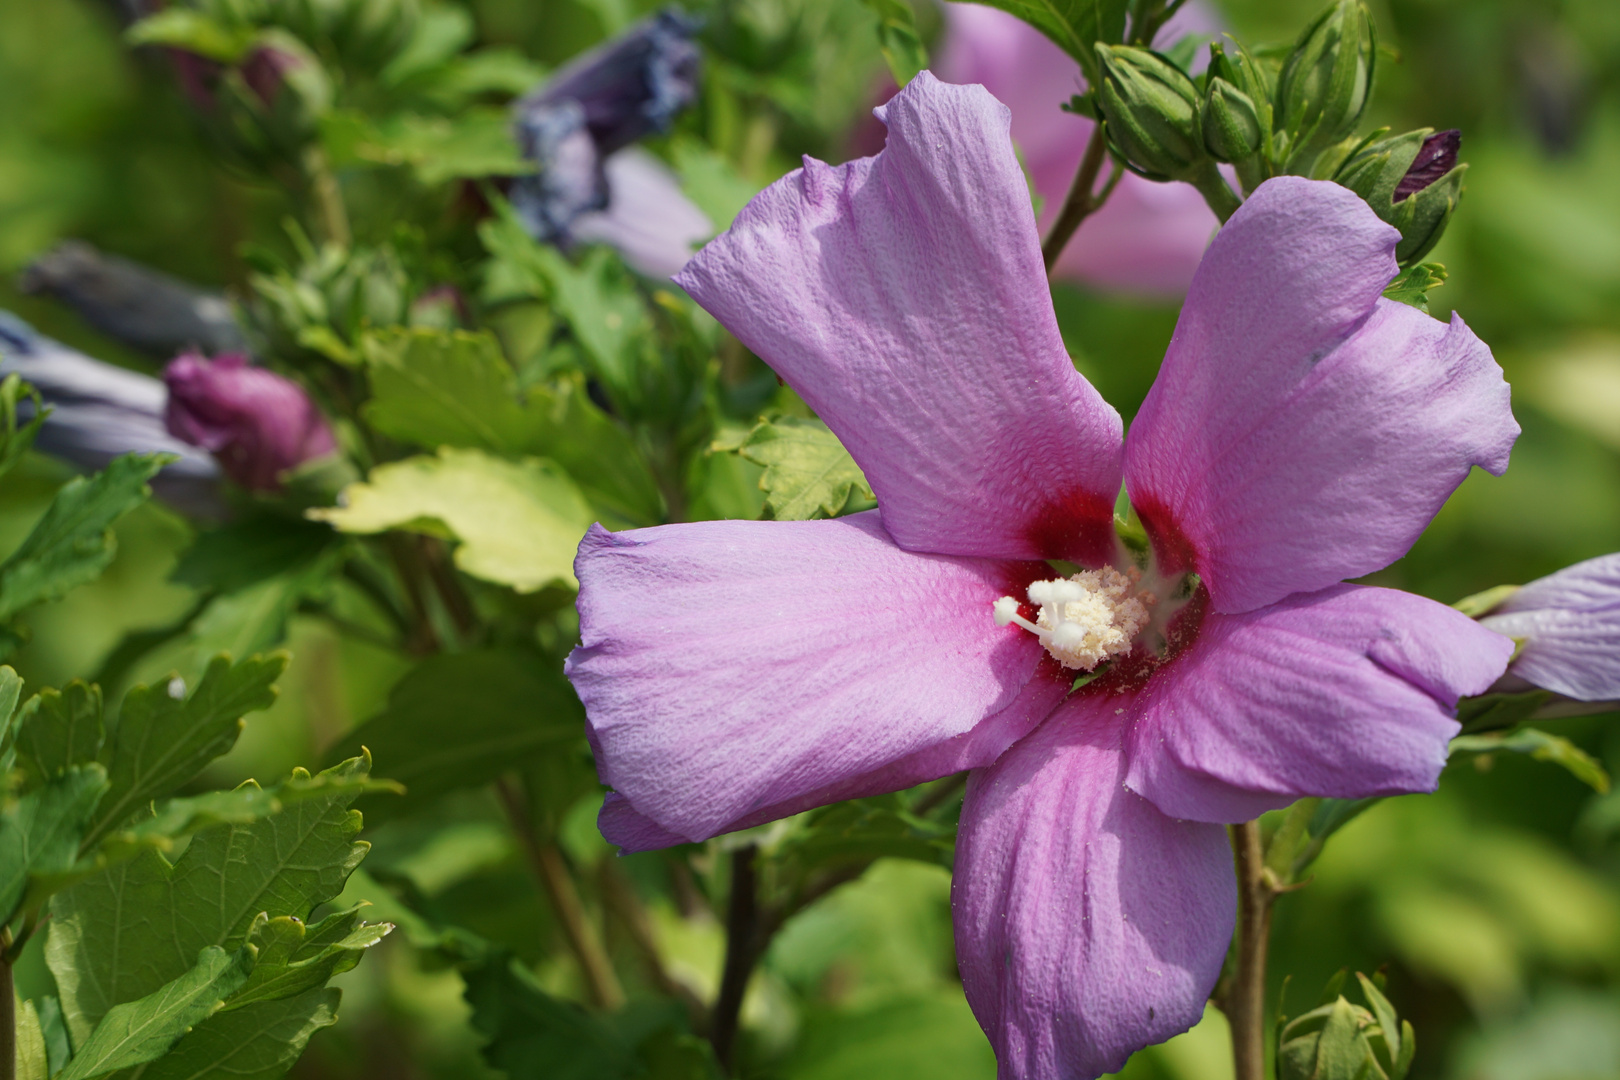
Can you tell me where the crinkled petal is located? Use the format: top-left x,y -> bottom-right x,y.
954,702 -> 1233,1079
1482,553 -> 1620,701
570,149 -> 713,279
1123,584 -> 1515,823
567,511 -> 1068,844
675,72 -> 1122,566
1125,177 -> 1518,614
936,3 -> 1218,295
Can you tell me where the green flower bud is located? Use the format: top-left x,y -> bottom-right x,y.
1208,38 -> 1274,113
1334,127 -> 1466,264
1278,998 -> 1388,1080
1094,44 -> 1205,182
1275,0 -> 1377,172
1203,78 -> 1264,164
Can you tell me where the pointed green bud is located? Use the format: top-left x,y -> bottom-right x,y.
1209,39 -> 1275,113
1275,0 -> 1377,172
1203,78 -> 1264,164
1094,44 -> 1205,182
1277,998 -> 1388,1080
1334,127 -> 1466,264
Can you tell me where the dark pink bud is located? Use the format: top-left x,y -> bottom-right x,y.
241,45 -> 302,108
167,48 -> 224,111
163,352 -> 337,492
1394,129 -> 1461,201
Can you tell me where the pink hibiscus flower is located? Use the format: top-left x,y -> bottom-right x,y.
567,74 -> 1518,1077
1481,553 -> 1620,702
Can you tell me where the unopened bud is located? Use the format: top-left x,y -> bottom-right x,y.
163,353 -> 337,492
1202,78 -> 1264,164
1276,0 -> 1377,172
1334,127 -> 1465,264
1094,44 -> 1205,182
1277,998 -> 1383,1080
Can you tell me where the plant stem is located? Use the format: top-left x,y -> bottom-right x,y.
710,845 -> 759,1074
494,778 -> 626,1011
1225,820 -> 1274,1080
1192,160 -> 1244,223
302,144 -> 351,247
1042,123 -> 1114,273
0,953 -> 13,1080
599,861 -> 708,1028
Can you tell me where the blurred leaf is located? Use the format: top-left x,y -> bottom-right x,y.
1451,583 -> 1519,617
860,0 -> 928,87
86,653 -> 287,846
14,681 -> 104,784
48,755 -> 373,1047
1381,261 -> 1448,313
0,375 -> 46,482
774,795 -> 954,876
323,108 -> 532,185
16,997 -> 47,1080
134,988 -> 339,1080
0,765 -> 109,920
780,995 -> 995,1080
463,954 -> 636,1080
737,417 -> 872,521
125,9 -> 255,63
671,139 -> 759,233
964,0 -> 1128,82
311,448 -> 592,592
323,650 -> 585,826
379,5 -> 476,86
58,945 -> 254,1080
225,907 -> 390,1011
171,516 -> 338,595
0,453 -> 167,622
1455,690 -> 1551,734
1451,725 -> 1611,793
36,997 -> 69,1079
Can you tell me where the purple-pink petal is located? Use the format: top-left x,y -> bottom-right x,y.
1481,553 -> 1620,701
569,149 -> 713,278
1125,177 -> 1518,614
936,3 -> 1219,295
1122,584 -> 1515,823
674,72 -> 1123,566
566,512 -> 1068,844
954,702 -> 1233,1080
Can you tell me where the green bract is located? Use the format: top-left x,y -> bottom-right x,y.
1334,128 -> 1467,265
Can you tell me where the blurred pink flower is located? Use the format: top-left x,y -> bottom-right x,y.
1481,553 -> 1620,701
935,3 -> 1222,294
163,352 -> 336,491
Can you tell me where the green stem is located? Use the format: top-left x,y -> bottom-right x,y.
302,144 -> 351,248
1223,821 -> 1274,1080
710,846 -> 758,1074
1192,160 -> 1244,222
1041,123 -> 1114,274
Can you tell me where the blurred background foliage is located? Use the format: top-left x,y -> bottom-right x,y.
0,0 -> 1618,1078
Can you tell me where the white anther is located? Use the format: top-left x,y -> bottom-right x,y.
990,567 -> 1155,672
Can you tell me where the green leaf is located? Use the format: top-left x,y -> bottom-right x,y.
360,329 -> 662,525
0,453 -> 168,621
13,681 -> 104,785
310,448 -> 593,592
0,375 -> 47,482
133,988 -> 340,1080
965,0 -> 1129,82
58,946 -> 255,1080
171,516 -> 338,595
670,139 -> 758,233
16,996 -> 48,1080
1382,261 -> 1448,313
463,955 -> 637,1080
779,994 -> 996,1080
323,650 -> 585,826
774,794 -> 955,879
47,755 -> 372,1047
1451,725 -> 1612,793
860,0 -> 929,87
125,9 -> 256,62
1455,689 -> 1550,734
224,907 -> 390,1011
324,108 -> 532,185
737,417 -> 873,520
1355,973 -> 1402,1075
36,997 -> 70,1078
87,653 -> 287,846
0,765 -> 110,920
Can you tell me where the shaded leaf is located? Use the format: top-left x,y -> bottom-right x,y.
323,650 -> 585,826
738,418 -> 872,521
13,681 -> 104,785
47,756 -> 372,1046
1451,725 -> 1611,793
323,108 -> 531,186
224,907 -> 390,1011
125,9 -> 255,62
171,515 -> 338,595
16,996 -> 48,1080
860,0 -> 928,86
0,454 -> 167,621
463,954 -> 636,1080
311,448 -> 592,592
0,765 -> 110,920
58,945 -> 254,1080
134,988 -> 340,1080
87,653 -> 287,846
965,0 -> 1129,81
779,994 -> 996,1080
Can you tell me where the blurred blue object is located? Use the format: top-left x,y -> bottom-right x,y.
0,311 -> 223,518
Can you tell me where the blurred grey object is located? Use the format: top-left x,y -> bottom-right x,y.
0,311 -> 223,518
19,241 -> 246,359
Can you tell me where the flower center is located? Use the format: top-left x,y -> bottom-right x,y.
993,567 -> 1156,672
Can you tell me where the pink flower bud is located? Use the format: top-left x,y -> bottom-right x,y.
163,352 -> 336,491
240,44 -> 303,108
